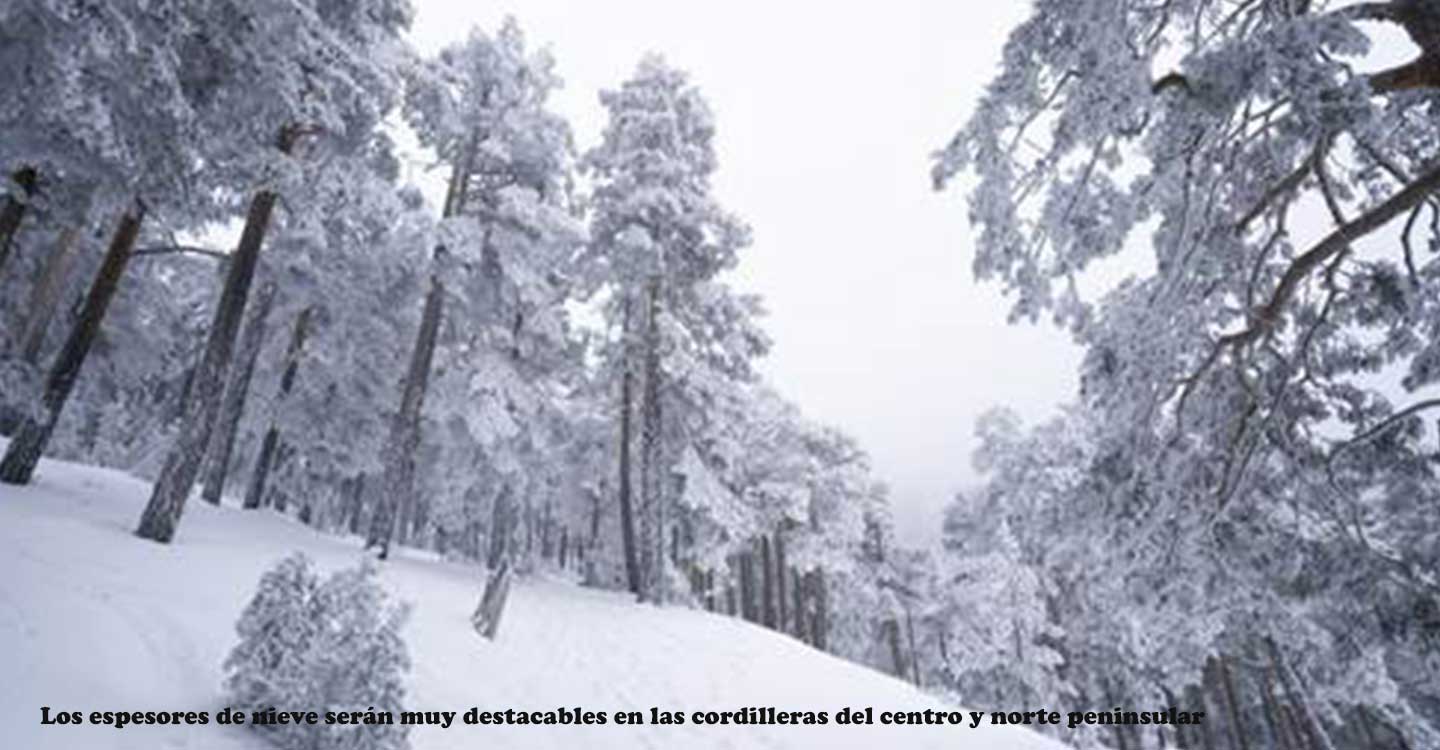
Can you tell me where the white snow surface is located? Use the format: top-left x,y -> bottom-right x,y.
0,445 -> 1068,750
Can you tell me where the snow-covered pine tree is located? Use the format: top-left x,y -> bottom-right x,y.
940,1 -> 1440,745
0,0 -> 208,483
224,553 -> 323,750
231,141 -> 423,523
225,554 -> 411,750
582,56 -> 755,602
200,280 -> 277,505
307,561 -> 411,750
137,0 -> 415,543
369,17 -> 583,561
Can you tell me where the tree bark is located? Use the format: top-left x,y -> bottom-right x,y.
17,226 -> 80,363
723,560 -> 736,615
739,550 -> 756,622
137,131 -> 294,543
341,473 -> 366,535
810,568 -> 828,651
616,297 -> 642,597
1191,683 -> 1215,750
792,567 -> 807,642
366,271 -> 444,558
1218,655 -> 1252,750
486,484 -> 513,570
0,167 -> 38,274
761,535 -> 776,628
200,280 -> 274,505
243,305 -> 312,510
775,531 -> 788,632
885,618 -> 907,681
1260,668 -> 1291,750
638,276 -> 665,602
904,605 -> 921,686
1266,639 -> 1338,750
472,558 -> 512,640
1164,686 -> 1190,750
0,203 -> 146,485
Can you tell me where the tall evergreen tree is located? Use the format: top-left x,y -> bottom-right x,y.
938,2 -> 1440,743
582,56 -> 754,601
137,0 -> 414,542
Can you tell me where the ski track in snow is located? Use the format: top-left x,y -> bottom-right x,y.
0,443 -> 1068,749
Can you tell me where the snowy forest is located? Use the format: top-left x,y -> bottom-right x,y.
1,1 -> 1439,750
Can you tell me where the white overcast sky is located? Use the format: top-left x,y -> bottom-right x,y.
407,1 -> 1083,545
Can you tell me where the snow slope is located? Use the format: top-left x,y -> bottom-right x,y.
0,446 -> 1067,750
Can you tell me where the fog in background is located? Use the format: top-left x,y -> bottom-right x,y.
408,1 -> 1083,546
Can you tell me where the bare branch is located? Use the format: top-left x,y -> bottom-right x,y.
133,245 -> 229,261
1402,201 -> 1423,283
1331,398 -> 1440,460
1233,161 -> 1440,348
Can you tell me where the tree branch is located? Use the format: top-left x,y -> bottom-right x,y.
1331,398 -> 1440,460
1230,161 -> 1440,348
132,245 -> 230,261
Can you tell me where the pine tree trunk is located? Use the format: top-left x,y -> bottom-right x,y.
904,606 -> 921,686
760,535 -> 775,628
792,567 -> 807,642
936,623 -> 950,663
1164,687 -> 1190,750
487,484 -> 513,570
17,226 -> 80,363
137,140 -> 291,543
1281,705 -> 1309,750
810,568 -> 828,651
616,298 -> 642,597
0,203 -> 145,485
1357,705 -> 1380,750
365,129 -> 474,557
739,550 -> 756,622
472,558 -> 512,640
1219,655 -> 1251,750
1191,683 -> 1216,750
346,474 -> 367,535
1260,669 -> 1290,750
367,272 -> 443,558
244,429 -> 280,509
200,280 -> 274,505
588,486 -> 603,545
243,305 -> 312,510
885,618 -> 906,680
638,277 -> 665,602
521,495 -> 534,558
775,532 -> 788,632
0,167 -> 38,274
1266,639 -> 1337,750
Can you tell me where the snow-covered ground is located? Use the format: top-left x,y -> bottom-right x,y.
0,446 -> 1066,750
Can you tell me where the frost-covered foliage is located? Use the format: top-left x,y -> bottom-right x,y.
225,553 -> 411,750
936,1 -> 1440,746
580,55 -> 767,602
393,18 -> 587,564
0,5 -> 921,707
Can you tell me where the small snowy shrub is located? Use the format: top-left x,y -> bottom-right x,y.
224,553 -> 412,750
